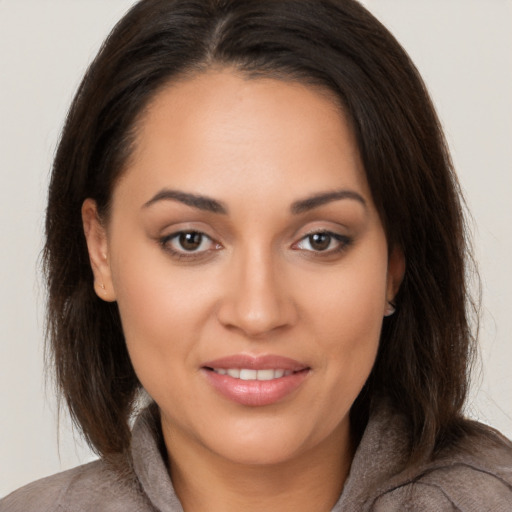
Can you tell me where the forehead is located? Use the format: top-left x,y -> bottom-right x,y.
116,69 -> 371,210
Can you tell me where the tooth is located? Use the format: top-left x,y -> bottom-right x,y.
240,369 -> 257,380
256,369 -> 275,381
218,368 -> 294,380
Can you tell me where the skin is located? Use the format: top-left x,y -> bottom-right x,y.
83,70 -> 404,512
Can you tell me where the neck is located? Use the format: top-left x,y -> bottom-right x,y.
162,420 -> 354,512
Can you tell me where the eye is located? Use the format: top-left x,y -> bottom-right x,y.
293,231 -> 350,253
161,231 -> 219,256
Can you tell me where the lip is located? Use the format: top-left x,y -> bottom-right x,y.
201,354 -> 310,407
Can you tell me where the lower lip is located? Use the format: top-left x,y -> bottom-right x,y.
202,369 -> 310,406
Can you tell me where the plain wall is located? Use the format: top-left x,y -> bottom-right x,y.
1,0 -> 511,497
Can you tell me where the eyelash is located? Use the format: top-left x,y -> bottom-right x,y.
292,230 -> 352,255
159,230 -> 352,260
160,231 -> 220,260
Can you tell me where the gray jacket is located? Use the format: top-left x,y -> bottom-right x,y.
2,401 -> 512,511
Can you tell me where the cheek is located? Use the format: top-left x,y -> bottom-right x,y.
298,244 -> 388,389
108,239 -> 216,383
303,249 -> 388,343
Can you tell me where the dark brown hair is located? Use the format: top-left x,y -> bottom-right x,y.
45,0 -> 478,460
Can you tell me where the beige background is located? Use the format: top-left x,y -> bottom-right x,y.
1,0 -> 511,496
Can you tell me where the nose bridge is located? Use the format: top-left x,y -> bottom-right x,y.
218,241 -> 294,337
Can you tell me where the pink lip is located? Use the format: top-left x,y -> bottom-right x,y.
201,354 -> 310,407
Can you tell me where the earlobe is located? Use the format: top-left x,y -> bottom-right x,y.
81,199 -> 116,302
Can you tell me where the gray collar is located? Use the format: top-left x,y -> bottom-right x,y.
129,400 -> 410,512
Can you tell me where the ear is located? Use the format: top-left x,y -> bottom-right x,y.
82,199 -> 116,302
386,246 -> 405,304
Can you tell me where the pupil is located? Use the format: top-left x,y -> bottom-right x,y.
179,232 -> 202,251
310,233 -> 331,251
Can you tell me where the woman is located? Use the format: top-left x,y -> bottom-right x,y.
1,0 -> 511,510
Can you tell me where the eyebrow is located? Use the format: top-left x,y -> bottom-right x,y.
142,189 -> 228,214
291,190 -> 367,214
142,188 -> 366,215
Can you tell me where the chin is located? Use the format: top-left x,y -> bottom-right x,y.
199,415 -> 345,468
212,437 -> 305,467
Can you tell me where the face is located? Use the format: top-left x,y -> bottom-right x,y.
83,70 -> 403,468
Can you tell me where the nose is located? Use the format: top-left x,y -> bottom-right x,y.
216,247 -> 297,338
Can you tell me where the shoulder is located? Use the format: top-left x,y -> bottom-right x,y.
372,427 -> 512,511
0,458 -> 152,512
340,398 -> 512,511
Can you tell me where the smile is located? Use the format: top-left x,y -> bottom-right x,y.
202,355 -> 310,406
211,368 -> 293,380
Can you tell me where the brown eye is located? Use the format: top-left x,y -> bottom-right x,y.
179,232 -> 204,251
293,231 -> 351,254
308,233 -> 331,251
161,230 -> 218,257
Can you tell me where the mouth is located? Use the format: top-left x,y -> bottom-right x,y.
201,354 -> 311,406
205,368 -> 301,380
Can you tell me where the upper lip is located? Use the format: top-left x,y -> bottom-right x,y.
202,354 -> 308,372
